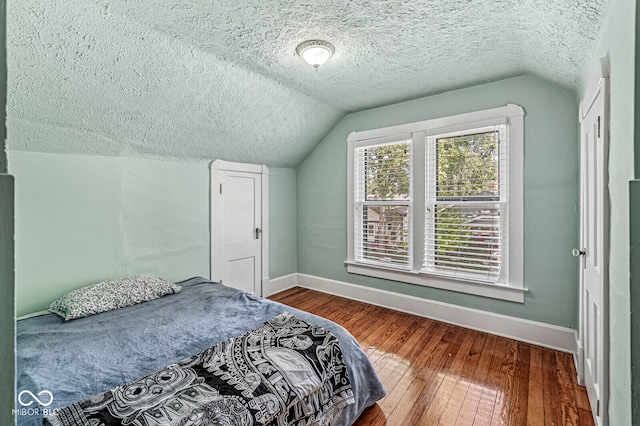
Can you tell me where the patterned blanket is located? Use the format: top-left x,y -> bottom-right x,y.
45,313 -> 355,426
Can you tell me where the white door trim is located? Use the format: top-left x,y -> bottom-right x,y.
211,159 -> 269,175
580,58 -> 610,121
210,160 -> 269,296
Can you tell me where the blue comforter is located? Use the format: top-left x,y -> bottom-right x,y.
16,277 -> 385,425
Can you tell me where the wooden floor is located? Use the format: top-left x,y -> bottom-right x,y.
269,287 -> 594,426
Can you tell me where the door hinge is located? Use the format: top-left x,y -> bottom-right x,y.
597,116 -> 601,138
219,183 -> 222,194
597,399 -> 600,416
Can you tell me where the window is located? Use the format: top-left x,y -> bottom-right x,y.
424,126 -> 507,282
354,140 -> 412,269
347,105 -> 525,302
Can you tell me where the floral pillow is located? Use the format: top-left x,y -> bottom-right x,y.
48,274 -> 181,321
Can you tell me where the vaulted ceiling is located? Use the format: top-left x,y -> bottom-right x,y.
7,0 -> 609,167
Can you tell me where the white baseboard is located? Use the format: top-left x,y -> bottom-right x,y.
16,310 -> 49,320
264,273 -> 298,297
295,273 -> 578,355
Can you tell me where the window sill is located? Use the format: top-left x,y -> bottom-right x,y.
344,261 -> 527,303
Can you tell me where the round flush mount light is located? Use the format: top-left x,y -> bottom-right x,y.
296,40 -> 335,68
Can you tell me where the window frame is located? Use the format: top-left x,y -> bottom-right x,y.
346,104 -> 526,303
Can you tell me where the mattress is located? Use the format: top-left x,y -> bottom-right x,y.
15,277 -> 385,425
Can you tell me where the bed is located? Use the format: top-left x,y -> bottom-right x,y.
16,277 -> 385,425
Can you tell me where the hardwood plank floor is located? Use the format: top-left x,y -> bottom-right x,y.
269,287 -> 594,426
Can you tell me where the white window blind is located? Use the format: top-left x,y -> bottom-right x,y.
354,140 -> 412,270
423,125 -> 508,282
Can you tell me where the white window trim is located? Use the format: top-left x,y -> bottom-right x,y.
347,104 -> 526,303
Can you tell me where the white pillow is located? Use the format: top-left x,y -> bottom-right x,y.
48,274 -> 181,321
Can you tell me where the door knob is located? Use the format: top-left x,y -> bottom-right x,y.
572,248 -> 586,257
255,227 -> 262,239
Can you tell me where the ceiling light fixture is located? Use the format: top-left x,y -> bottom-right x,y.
296,40 -> 335,68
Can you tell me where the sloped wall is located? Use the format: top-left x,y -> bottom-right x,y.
297,75 -> 580,328
7,0 -> 343,167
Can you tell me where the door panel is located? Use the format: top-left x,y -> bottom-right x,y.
227,257 -> 256,292
579,67 -> 608,426
221,174 -> 257,245
211,168 -> 262,295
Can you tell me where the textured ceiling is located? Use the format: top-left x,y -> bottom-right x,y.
7,0 -> 609,166
103,0 -> 609,110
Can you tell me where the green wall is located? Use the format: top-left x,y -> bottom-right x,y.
580,0 -> 636,423
269,168 -> 297,278
10,151 -> 210,316
0,0 -> 14,422
9,151 -> 297,316
297,75 -> 580,328
631,180 -> 640,425
0,175 -> 14,425
633,0 -> 640,422
633,1 -> 640,423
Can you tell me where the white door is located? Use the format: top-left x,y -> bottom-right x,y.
210,161 -> 269,295
578,58 -> 609,426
